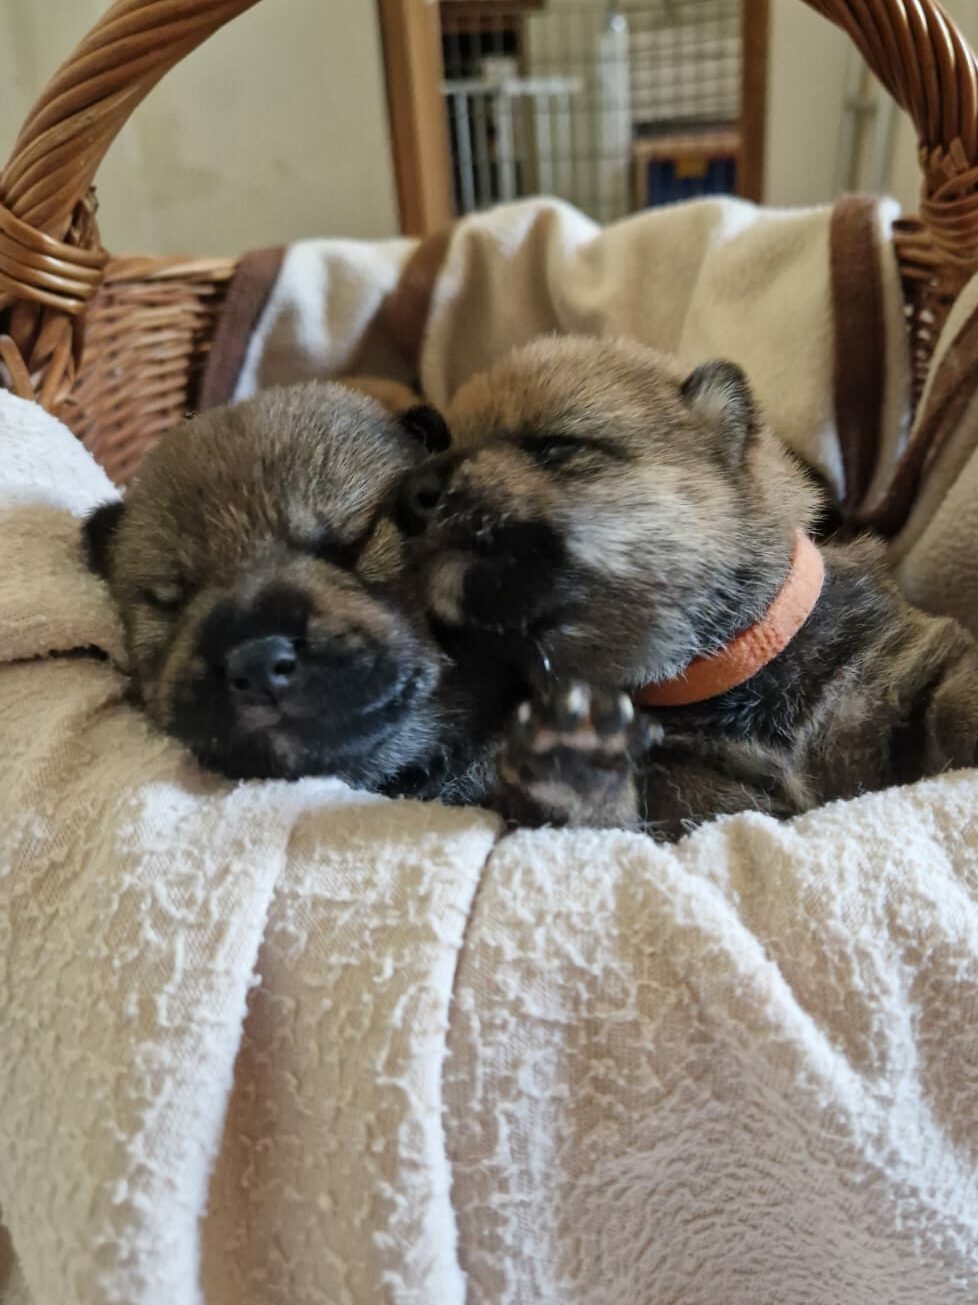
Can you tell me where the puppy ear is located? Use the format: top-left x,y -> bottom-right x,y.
680,361 -> 757,468
397,404 -> 452,455
82,500 -> 125,578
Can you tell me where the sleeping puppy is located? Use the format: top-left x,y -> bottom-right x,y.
399,335 -> 978,835
82,381 -> 513,800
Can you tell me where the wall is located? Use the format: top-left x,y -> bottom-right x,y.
0,0 -> 400,257
765,0 -> 978,215
10,0 -> 976,253
763,0 -> 850,208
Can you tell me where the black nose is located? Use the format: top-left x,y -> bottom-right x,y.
398,459 -> 453,534
225,635 -> 298,700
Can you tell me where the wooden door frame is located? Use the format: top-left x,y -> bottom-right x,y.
738,0 -> 770,202
376,0 -> 454,235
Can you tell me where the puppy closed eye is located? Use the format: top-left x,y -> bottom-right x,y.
139,580 -> 188,613
519,433 -> 630,471
518,434 -> 593,468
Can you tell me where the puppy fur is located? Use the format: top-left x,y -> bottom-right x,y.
338,374 -> 424,414
404,335 -> 978,835
83,382 -> 511,798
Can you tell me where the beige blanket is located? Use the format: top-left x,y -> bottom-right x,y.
207,195 -> 910,525
889,269 -> 978,633
5,196 -> 978,1304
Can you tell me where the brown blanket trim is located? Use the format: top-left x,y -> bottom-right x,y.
830,196 -> 888,515
855,296 -> 978,538
378,225 -> 453,376
197,246 -> 285,411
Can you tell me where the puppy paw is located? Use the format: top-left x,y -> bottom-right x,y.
497,682 -> 658,829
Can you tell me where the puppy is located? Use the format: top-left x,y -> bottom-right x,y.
339,375 -> 424,415
399,335 -> 978,835
83,381 -> 511,798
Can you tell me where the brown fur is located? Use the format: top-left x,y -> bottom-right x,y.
339,375 -> 422,414
402,335 -> 978,834
82,382 -> 502,797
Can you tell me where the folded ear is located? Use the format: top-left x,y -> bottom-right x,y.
397,404 -> 452,455
82,500 -> 125,579
680,360 -> 758,469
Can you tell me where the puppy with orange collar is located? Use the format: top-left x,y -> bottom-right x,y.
398,336 -> 978,834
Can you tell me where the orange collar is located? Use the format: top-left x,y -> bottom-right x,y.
635,530 -> 825,709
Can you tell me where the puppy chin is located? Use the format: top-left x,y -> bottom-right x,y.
159,651 -> 443,784
181,716 -> 391,784
247,728 -> 305,779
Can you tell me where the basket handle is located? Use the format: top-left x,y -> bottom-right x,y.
0,0 -> 260,402
803,0 -> 978,277
3,0 -> 263,239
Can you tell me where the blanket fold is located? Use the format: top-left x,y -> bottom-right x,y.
888,269 -> 978,636
447,801 -> 978,1303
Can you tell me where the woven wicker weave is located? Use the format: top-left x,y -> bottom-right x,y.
1,0 -> 977,484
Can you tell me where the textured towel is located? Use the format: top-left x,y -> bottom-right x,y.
448,797 -> 978,1304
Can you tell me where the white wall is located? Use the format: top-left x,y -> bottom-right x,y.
765,0 -> 978,215
763,0 -> 850,208
0,0 -> 400,257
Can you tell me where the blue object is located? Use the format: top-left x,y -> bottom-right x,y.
643,153 -> 737,208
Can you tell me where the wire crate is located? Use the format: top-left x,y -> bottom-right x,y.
439,0 -> 743,222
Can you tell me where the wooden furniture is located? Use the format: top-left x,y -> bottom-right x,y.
739,0 -> 769,201
377,0 -> 455,237
632,127 -> 741,208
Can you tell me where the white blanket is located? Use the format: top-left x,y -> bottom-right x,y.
3,392 -> 978,1303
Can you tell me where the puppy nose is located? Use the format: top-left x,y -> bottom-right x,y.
398,459 -> 453,533
225,635 -> 298,699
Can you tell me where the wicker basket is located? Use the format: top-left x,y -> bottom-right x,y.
1,0 -> 977,486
